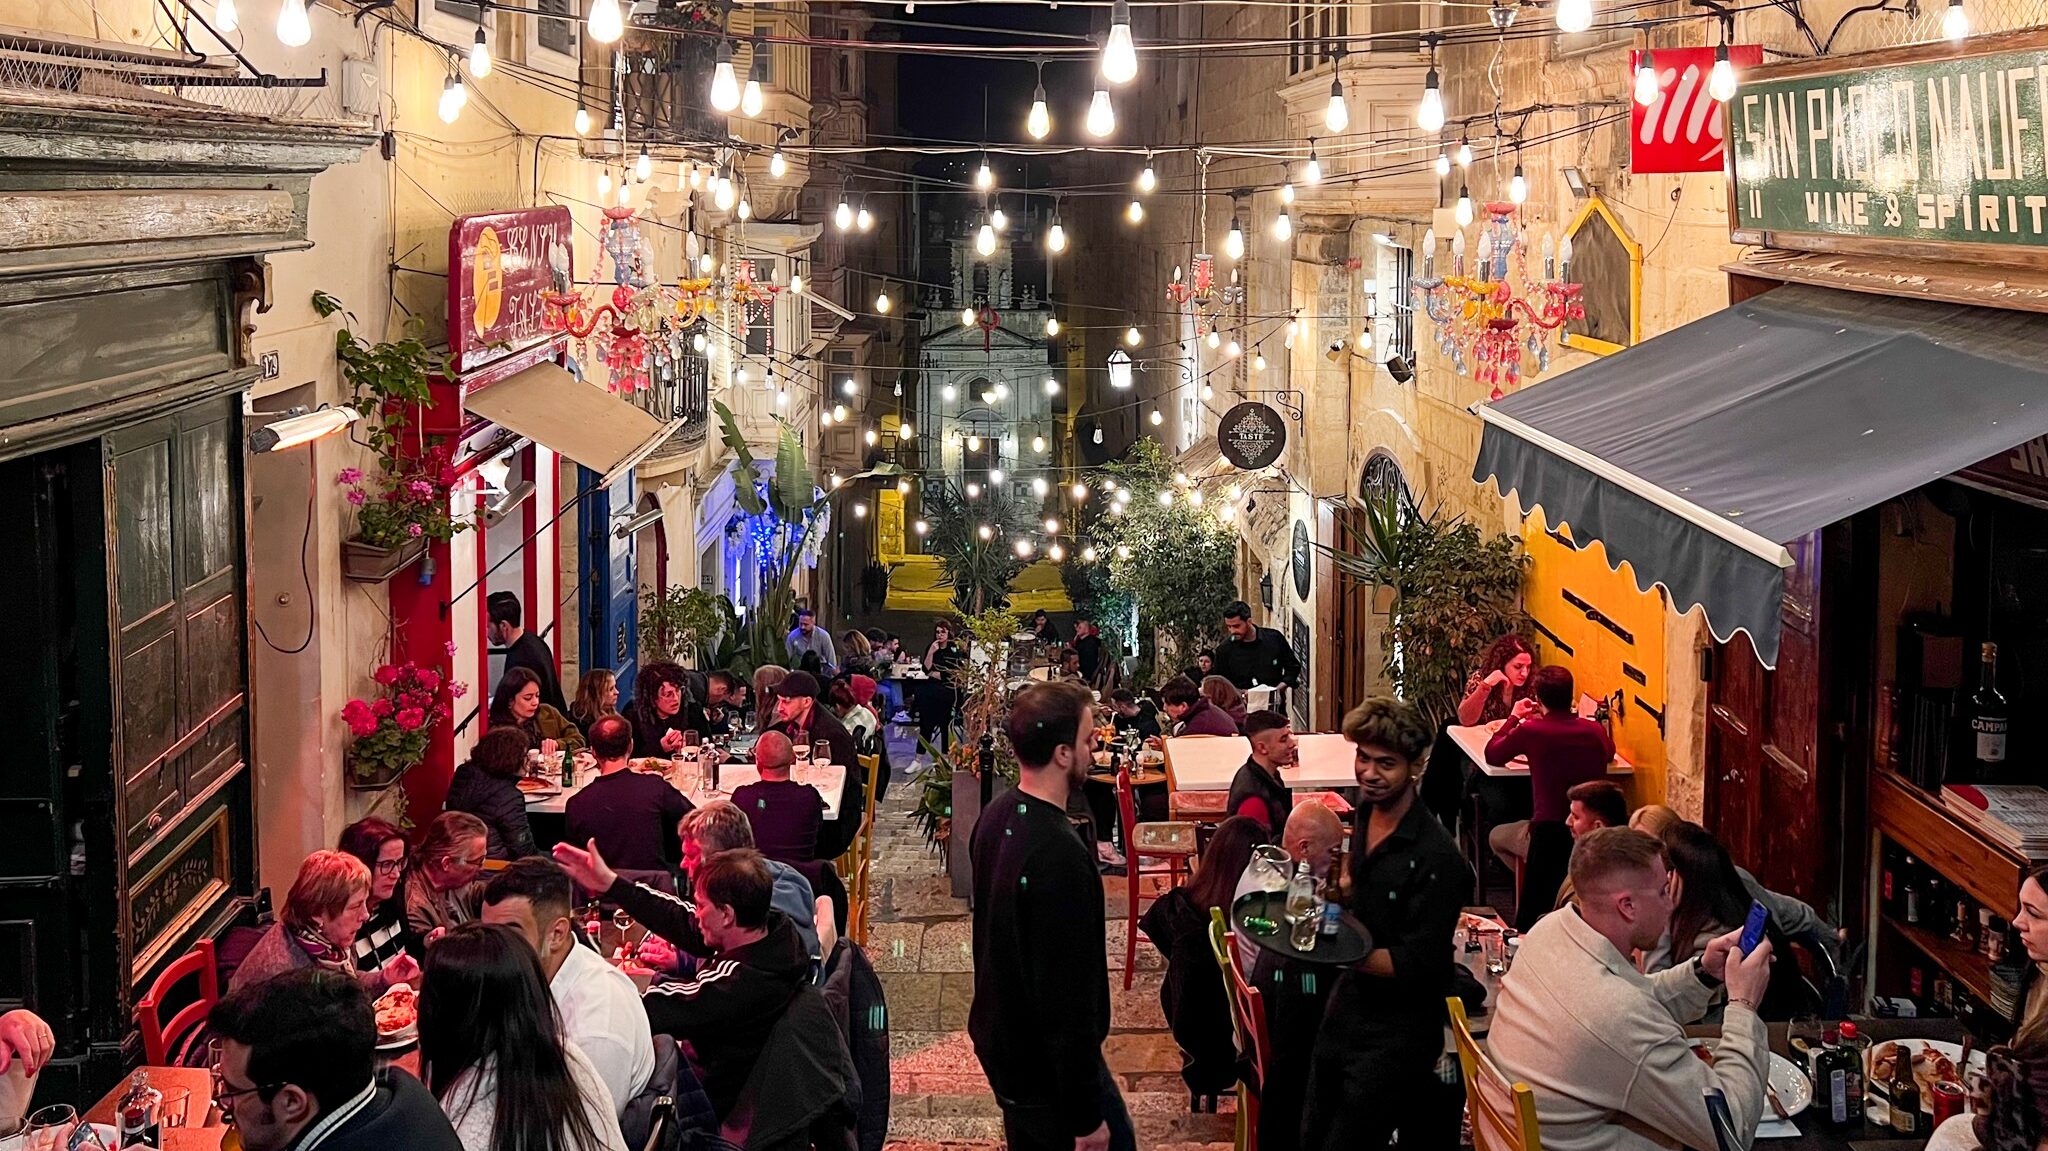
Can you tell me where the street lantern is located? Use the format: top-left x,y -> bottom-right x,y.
1107,348 -> 1133,390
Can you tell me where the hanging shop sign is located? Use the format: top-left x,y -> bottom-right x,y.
1217,401 -> 1288,470
1954,433 -> 2048,508
1729,41 -> 2048,251
450,206 -> 574,374
1631,45 -> 1766,174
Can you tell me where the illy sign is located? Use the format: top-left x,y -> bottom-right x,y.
1217,401 -> 1288,471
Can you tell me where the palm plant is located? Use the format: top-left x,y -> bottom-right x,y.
921,481 -> 1031,614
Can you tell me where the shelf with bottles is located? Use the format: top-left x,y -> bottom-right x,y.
1878,912 -> 2014,1026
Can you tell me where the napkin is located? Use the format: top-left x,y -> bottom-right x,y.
1755,1115 -> 1800,1139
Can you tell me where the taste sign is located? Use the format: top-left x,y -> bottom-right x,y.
1728,41 -> 2048,253
448,206 -> 573,373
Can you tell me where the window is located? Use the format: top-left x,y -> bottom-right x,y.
536,0 -> 576,57
1288,2 -> 1349,75
1375,243 -> 1415,368
745,298 -> 773,357
435,0 -> 480,19
751,39 -> 775,85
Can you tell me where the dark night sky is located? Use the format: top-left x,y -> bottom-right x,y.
893,3 -> 1095,146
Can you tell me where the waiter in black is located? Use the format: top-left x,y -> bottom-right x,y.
1211,600 -> 1301,694
968,681 -> 1134,1151
1302,696 -> 1472,1151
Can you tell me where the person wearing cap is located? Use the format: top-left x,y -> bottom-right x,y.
766,670 -> 863,859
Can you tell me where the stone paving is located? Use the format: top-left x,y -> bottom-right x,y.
871,745 -> 1239,1151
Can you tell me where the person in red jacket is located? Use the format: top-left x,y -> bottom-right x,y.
1484,665 -> 1614,875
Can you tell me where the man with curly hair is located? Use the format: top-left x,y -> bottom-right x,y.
1301,697 -> 1474,1151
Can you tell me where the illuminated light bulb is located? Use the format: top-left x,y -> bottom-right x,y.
1253,352 -> 1267,371
1045,316 -> 1061,337
1083,545 -> 1098,561
1435,148 -> 1451,177
1127,199 -> 1145,224
469,25 -> 492,78
829,472 -> 843,489
1102,0 -> 1138,83
1224,218 -> 1245,260
966,434 -> 982,451
1027,85 -> 1052,139
587,0 -> 622,43
790,273 -> 804,296
1149,409 -> 1163,426
1708,42 -> 1738,102
770,149 -> 788,179
709,42 -> 741,112
967,481 -> 982,497
1304,144 -> 1323,184
865,428 -> 879,447
1086,87 -> 1116,137
1045,377 -> 1060,394
1226,340 -> 1241,357
852,502 -> 868,519
617,182 -> 632,208
692,332 -> 707,353
1117,545 -> 1132,559
991,206 -> 1009,231
834,200 -> 853,230
1943,0 -> 1969,40
1417,67 -> 1445,132
833,403 -> 848,422
856,206 -> 873,231
842,378 -> 858,395
1218,505 -> 1235,523
977,524 -> 993,541
1280,182 -> 1295,205
1032,477 -> 1049,496
1206,329 -> 1222,350
1325,74 -> 1349,132
687,164 -> 704,189
1047,221 -> 1067,252
775,388 -> 788,408
821,409 -> 834,427
962,307 -> 977,328
976,158 -> 995,190
574,104 -> 592,135
1072,482 -> 1089,500
1634,49 -> 1660,106
1358,328 -> 1373,350
1137,160 -> 1157,193
1125,326 -> 1141,346
1202,383 -> 1214,400
977,221 -> 997,256
1555,0 -> 1593,34
1049,543 -> 1065,561
698,252 -> 715,274
438,74 -> 466,124
1455,185 -> 1474,227
899,422 -> 915,440
214,0 -> 238,33
942,384 -> 957,402
994,383 -> 1009,400
1094,427 -> 1104,444
713,177 -> 736,212
875,290 -> 891,313
1033,436 -> 1047,454
914,520 -> 929,535
1015,539 -> 1034,558
1189,490 -> 1205,507
1509,161 -> 1528,204
990,467 -> 1005,484
635,146 -> 651,182
597,169 -> 613,199
741,78 -> 764,118
898,479 -> 912,495
276,0 -> 311,46
1272,211 -> 1293,241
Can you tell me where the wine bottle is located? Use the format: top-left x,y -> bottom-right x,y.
1971,641 -> 2010,778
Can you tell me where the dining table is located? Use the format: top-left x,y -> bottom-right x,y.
1678,1018 -> 1968,1149
524,759 -> 844,820
1444,721 -> 1635,901
1161,732 -> 1358,792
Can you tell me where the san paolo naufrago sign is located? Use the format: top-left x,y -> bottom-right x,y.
1729,37 -> 2048,251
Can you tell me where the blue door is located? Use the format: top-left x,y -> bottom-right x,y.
579,466 -> 640,699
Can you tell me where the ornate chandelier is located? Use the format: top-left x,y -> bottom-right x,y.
1412,201 -> 1582,399
541,204 -> 718,394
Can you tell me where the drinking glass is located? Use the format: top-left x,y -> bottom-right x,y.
794,743 -> 812,767
1789,1013 -> 1823,1077
1250,845 -> 1291,894
161,1087 -> 192,1129
1483,931 -> 1508,976
684,729 -> 701,750
813,740 -> 832,767
24,1105 -> 90,1151
612,909 -> 636,959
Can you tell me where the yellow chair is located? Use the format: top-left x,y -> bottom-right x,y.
1206,909 -> 1253,1151
1446,997 -> 1543,1151
835,752 -> 884,945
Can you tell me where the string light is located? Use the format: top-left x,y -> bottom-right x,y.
1149,409 -> 1163,426
942,384 -> 957,402
1027,66 -> 1053,139
1049,543 -> 1065,561
961,306 -> 977,327
1417,62 -> 1445,132
597,169 -> 613,199
574,103 -> 591,135
1634,49 -> 1660,106
1280,181 -> 1295,205
586,0 -> 622,43
976,156 -> 995,191
1014,539 -> 1034,558
1033,437 -> 1048,454
742,39 -> 766,117
852,502 -> 868,519
1047,216 -> 1068,253
276,0 -> 311,46
898,479 -> 912,495
710,41 -> 741,113
1325,72 -> 1349,133
1708,41 -> 1738,101
1207,329 -> 1222,350
1102,0 -> 1138,83
976,215 -> 997,256
437,73 -> 467,124
1435,147 -> 1451,177
1033,477 -> 1050,496
875,289 -> 892,313
1509,159 -> 1528,204
790,273 -> 805,295
214,0 -> 238,33
865,428 -> 879,446
1555,0 -> 1594,34
635,145 -> 652,182
1137,154 -> 1157,193
915,520 -> 929,536
1125,325 -> 1142,346
1083,545 -> 1098,562
1455,184 -> 1474,227
770,149 -> 788,179
1226,340 -> 1241,357
978,524 -> 993,540
966,434 -> 982,451
1086,87 -> 1116,137
713,173 -> 736,211
991,205 -> 1009,231
1224,216 -> 1245,260
835,199 -> 853,230
1254,352 -> 1267,371
1272,211 -> 1292,241
1126,199 -> 1145,224
857,204 -> 874,231
1044,517 -> 1061,534
1045,377 -> 1061,395
1943,0 -> 1970,40
1456,136 -> 1474,167
1045,315 -> 1061,336
990,468 -> 1005,484
832,403 -> 848,422
900,422 -> 915,440
1303,140 -> 1323,184
468,20 -> 492,78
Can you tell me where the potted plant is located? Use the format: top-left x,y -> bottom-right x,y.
313,291 -> 470,582
639,584 -> 727,665
341,659 -> 465,789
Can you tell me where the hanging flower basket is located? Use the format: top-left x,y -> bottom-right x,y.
342,536 -> 427,583
342,660 -> 465,789
345,754 -> 414,791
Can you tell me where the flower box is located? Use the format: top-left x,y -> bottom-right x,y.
342,536 -> 426,583
346,757 -> 414,791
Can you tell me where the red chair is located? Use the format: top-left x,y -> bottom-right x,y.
1217,919 -> 1271,1151
1119,761 -> 1197,990
137,938 -> 219,1065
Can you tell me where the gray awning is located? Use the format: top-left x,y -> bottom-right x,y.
1474,284 -> 2048,667
464,361 -> 681,488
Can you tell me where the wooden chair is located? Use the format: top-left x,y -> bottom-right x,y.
1211,909 -> 1270,1151
837,752 -> 884,945
1446,997 -> 1543,1151
1119,760 -> 1197,990
137,938 -> 219,1065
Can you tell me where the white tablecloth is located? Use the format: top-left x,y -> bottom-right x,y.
525,762 -> 844,819
1446,723 -> 1635,778
1163,731 -> 1357,792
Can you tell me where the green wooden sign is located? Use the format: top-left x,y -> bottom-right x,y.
1729,45 -> 2048,248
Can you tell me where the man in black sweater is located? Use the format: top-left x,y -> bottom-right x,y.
488,591 -> 567,713
969,680 -> 1133,1151
1210,599 -> 1301,693
564,715 -> 693,870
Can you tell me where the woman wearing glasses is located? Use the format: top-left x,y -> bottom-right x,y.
229,850 -> 421,995
340,817 -> 417,969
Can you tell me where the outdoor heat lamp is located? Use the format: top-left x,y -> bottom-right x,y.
248,406 -> 360,454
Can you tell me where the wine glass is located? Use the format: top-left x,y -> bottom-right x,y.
612,908 -> 636,960
24,1105 -> 90,1151
813,740 -> 832,767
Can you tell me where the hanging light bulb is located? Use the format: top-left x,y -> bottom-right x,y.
1456,136 -> 1474,167
898,479 -> 912,495
1280,181 -> 1295,205
1325,74 -> 1350,132
214,0 -> 238,33
1303,140 -> 1323,184
851,502 -> 868,520
962,306 -> 977,327
1094,427 -> 1105,445
834,199 -> 853,230
1555,0 -> 1594,34
1027,77 -> 1052,140
976,217 -> 997,256
1455,184 -> 1474,227
1138,154 -> 1157,193
1102,0 -> 1138,83
1149,409 -> 1163,426
774,387 -> 788,407
942,384 -> 957,402
713,175 -> 736,212
1943,0 -> 1969,40
875,289 -> 892,313
1708,41 -> 1738,102
1253,352 -> 1267,371
587,0 -> 622,42
1047,219 -> 1067,253
1126,199 -> 1145,224
617,181 -> 633,207
1125,326 -> 1142,346
597,168 -> 613,199
1031,437 -> 1048,456
574,103 -> 592,135
790,272 -> 805,295
635,145 -> 652,182
1224,217 -> 1245,260
692,332 -> 707,354
857,204 -> 874,231
1046,377 -> 1061,394
698,251 -> 716,274
1434,147 -> 1451,177
991,205 -> 1009,232
1206,329 -> 1222,350
1634,49 -> 1660,105
1272,211 -> 1293,241
438,74 -> 466,124
1071,481 -> 1089,500
977,522 -> 992,538
976,157 -> 995,190
841,377 -> 859,396
833,403 -> 848,422
914,519 -> 929,536
276,0 -> 311,45
1086,86 -> 1116,137
966,434 -> 983,451
1083,545 -> 1098,561
1417,65 -> 1445,132
741,40 -> 766,117
709,40 -> 741,112
770,148 -> 788,179
1509,160 -> 1528,204
990,467 -> 1006,484
1226,339 -> 1241,357
1045,315 -> 1061,337
469,23 -> 492,78
736,197 -> 751,220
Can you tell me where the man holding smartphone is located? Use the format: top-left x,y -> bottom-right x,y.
1489,827 -> 1776,1151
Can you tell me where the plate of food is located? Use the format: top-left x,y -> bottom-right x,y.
1867,1039 -> 1984,1117
373,983 -> 418,1047
634,757 -> 671,773
516,776 -> 560,797
1691,1043 -> 1812,1118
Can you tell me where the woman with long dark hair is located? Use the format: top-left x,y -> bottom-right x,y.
1652,821 -> 1810,1020
421,923 -> 626,1151
624,660 -> 694,755
490,667 -> 587,756
442,727 -> 540,860
1139,815 -> 1272,1102
338,816 -> 415,967
1457,633 -> 1536,726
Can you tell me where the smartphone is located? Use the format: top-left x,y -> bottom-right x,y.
1738,899 -> 1770,955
